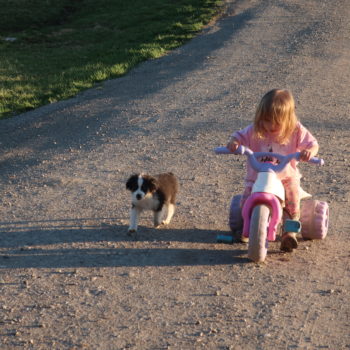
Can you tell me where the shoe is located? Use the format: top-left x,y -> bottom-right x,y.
280,233 -> 298,252
234,230 -> 249,243
231,231 -> 248,243
240,234 -> 249,243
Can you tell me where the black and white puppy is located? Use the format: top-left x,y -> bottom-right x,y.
126,172 -> 179,233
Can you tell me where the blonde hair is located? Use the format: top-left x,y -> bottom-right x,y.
254,89 -> 298,143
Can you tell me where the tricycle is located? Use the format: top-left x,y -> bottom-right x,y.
215,145 -> 329,262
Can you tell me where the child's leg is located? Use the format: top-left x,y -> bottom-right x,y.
240,185 -> 253,208
238,185 -> 252,243
280,177 -> 300,252
282,177 -> 300,220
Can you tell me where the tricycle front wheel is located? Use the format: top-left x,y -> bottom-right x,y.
248,204 -> 269,263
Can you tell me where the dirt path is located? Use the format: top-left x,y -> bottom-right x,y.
0,0 -> 349,349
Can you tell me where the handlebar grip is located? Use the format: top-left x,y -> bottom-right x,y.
214,146 -> 231,154
214,146 -> 245,155
308,157 -> 324,166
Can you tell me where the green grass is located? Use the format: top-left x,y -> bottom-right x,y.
0,0 -> 223,119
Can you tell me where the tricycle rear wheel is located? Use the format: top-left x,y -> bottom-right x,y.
229,195 -> 244,241
300,200 -> 329,240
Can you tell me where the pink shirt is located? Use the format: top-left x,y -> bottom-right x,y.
232,122 -> 318,185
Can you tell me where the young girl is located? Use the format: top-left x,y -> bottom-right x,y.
227,89 -> 319,252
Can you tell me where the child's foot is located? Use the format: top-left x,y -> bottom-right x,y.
232,231 -> 248,243
235,232 -> 249,243
240,234 -> 249,243
280,233 -> 298,252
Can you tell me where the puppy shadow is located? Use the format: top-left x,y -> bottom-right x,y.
0,218 -> 250,269
123,224 -> 226,244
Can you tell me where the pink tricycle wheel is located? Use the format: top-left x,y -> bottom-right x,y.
248,204 -> 269,263
300,200 -> 329,240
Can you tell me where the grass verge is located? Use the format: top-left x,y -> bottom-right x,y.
0,0 -> 223,119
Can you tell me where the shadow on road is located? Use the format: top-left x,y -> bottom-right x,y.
0,218 -> 249,268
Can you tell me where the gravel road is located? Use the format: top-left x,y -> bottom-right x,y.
0,0 -> 349,349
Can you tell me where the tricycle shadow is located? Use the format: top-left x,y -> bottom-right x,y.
0,218 -> 250,268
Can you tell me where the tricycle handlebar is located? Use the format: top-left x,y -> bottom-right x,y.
214,146 -> 324,172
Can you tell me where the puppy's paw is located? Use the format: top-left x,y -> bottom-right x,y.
154,220 -> 171,228
154,218 -> 163,228
128,228 -> 137,235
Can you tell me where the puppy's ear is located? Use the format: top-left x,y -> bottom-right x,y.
126,174 -> 138,191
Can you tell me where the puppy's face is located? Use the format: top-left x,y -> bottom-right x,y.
126,174 -> 157,204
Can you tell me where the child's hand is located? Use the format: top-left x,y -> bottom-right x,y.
300,144 -> 319,162
300,149 -> 313,162
227,138 -> 240,153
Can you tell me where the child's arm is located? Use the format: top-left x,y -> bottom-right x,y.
227,124 -> 253,152
226,136 -> 240,152
300,143 -> 319,161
